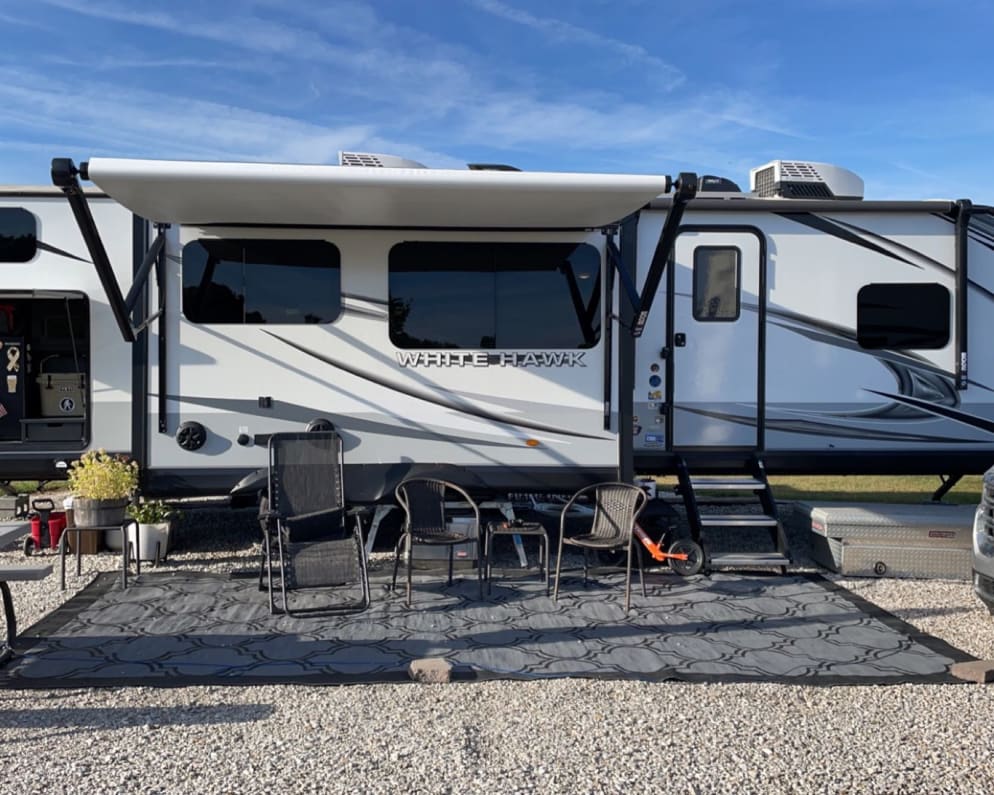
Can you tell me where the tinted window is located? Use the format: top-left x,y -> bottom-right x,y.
389,242 -> 601,349
0,208 -> 37,263
693,247 -> 740,321
857,283 -> 950,349
182,240 -> 340,324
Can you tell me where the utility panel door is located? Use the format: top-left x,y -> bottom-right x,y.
672,230 -> 762,448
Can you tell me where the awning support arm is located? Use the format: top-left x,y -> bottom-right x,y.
51,157 -> 135,343
630,173 -> 698,338
604,230 -> 640,311
954,199 -> 972,390
124,225 -> 167,314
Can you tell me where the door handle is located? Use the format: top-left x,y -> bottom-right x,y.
674,333 -> 686,347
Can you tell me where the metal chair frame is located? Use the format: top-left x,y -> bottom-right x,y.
552,482 -> 648,613
261,431 -> 370,616
391,478 -> 482,606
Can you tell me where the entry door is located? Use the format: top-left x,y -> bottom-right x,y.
672,230 -> 762,448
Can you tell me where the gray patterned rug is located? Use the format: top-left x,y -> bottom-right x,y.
0,570 -> 973,688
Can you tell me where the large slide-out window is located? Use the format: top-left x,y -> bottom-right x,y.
389,242 -> 601,349
182,239 -> 341,324
0,208 -> 37,263
857,283 -> 950,349
692,247 -> 740,321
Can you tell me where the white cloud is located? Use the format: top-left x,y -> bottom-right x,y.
467,0 -> 684,89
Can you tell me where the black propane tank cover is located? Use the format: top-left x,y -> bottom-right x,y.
176,420 -> 207,451
306,417 -> 335,433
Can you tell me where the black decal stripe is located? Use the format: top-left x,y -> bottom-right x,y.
35,241 -> 91,263
969,233 -> 994,253
865,389 -> 994,436
263,332 -> 608,441
937,209 -> 994,252
776,213 -> 921,268
828,217 -> 947,270
678,405 -> 980,444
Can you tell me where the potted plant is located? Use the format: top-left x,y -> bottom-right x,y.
126,499 -> 177,563
66,449 -> 139,549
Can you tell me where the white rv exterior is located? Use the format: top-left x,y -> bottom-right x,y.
633,199 -> 994,475
0,187 -> 141,480
2,156 -> 992,502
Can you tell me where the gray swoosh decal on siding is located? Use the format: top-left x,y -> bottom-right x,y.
864,390 -> 994,436
262,331 -> 609,441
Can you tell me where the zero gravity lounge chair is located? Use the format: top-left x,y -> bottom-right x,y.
260,431 -> 370,615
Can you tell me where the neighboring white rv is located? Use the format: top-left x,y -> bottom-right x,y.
0,186 -> 142,482
2,155 -> 992,515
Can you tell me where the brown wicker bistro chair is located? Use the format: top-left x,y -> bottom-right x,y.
552,482 -> 649,613
391,478 -> 482,606
260,431 -> 370,616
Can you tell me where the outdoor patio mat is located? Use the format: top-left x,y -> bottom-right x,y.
0,569 -> 974,688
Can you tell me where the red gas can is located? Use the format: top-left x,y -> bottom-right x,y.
29,511 -> 66,550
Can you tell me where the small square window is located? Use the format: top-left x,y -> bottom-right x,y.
857,283 -> 950,349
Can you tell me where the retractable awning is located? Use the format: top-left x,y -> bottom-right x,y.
83,158 -> 671,229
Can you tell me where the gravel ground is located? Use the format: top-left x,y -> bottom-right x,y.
1,499 -> 993,795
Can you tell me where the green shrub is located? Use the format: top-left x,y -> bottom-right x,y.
67,449 -> 139,500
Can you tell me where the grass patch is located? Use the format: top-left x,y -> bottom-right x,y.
766,474 -> 983,505
649,473 -> 982,504
4,480 -> 67,495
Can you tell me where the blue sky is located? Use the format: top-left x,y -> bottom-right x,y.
1,0 -> 992,201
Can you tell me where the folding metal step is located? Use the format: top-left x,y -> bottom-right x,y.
699,514 -> 778,527
689,477 -> 766,491
707,552 -> 791,569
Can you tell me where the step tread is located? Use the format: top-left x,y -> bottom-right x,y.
689,477 -> 766,490
708,553 -> 790,567
699,514 -> 779,527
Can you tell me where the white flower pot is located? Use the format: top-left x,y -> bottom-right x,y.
127,521 -> 171,562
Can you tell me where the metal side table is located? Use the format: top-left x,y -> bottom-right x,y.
484,520 -> 549,595
59,518 -> 140,590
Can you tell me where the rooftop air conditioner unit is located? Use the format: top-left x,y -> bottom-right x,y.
338,151 -> 428,169
749,160 -> 863,200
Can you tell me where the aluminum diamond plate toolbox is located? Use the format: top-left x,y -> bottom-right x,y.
810,535 -> 972,580
794,502 -> 974,547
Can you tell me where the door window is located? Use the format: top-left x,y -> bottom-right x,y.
692,246 -> 740,321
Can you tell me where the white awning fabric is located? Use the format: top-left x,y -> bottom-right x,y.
85,158 -> 670,229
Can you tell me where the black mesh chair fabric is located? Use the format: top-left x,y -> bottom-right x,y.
552,482 -> 648,613
391,478 -> 482,606
262,431 -> 370,615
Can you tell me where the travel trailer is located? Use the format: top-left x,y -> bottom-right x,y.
2,156 -> 993,529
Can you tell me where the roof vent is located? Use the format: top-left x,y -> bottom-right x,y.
338,151 -> 428,169
467,163 -> 521,172
749,160 -> 863,200
699,175 -> 742,193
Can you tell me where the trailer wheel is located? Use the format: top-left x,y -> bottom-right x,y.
668,539 -> 704,576
873,561 -> 887,576
22,537 -> 33,557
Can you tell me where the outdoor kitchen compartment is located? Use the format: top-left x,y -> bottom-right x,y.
0,335 -> 25,441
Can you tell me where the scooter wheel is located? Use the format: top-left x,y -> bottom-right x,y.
23,537 -> 34,557
668,539 -> 704,577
